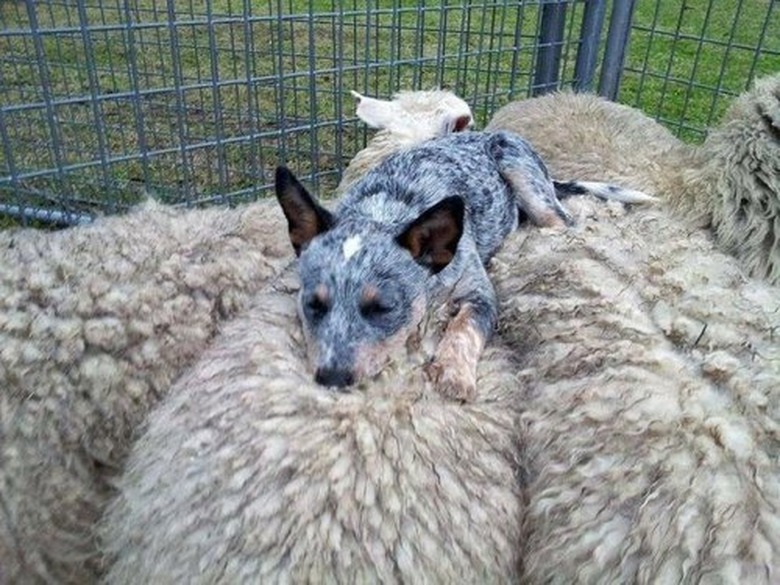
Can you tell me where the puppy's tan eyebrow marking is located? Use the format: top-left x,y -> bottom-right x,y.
314,283 -> 329,304
360,284 -> 379,306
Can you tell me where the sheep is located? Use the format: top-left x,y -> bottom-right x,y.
486,72 -> 780,283
0,88 -> 475,584
100,193 -> 780,583
497,197 -> 780,582
0,200 -> 291,583
486,80 -> 780,579
337,89 -> 473,193
98,267 -> 526,583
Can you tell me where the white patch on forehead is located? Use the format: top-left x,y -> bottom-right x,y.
342,235 -> 363,260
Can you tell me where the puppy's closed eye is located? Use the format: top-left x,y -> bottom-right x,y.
306,297 -> 329,320
360,299 -> 393,319
306,284 -> 330,321
360,284 -> 393,320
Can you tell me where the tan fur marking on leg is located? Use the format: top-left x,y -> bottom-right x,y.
428,305 -> 486,401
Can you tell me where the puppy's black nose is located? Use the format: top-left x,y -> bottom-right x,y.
315,367 -> 354,389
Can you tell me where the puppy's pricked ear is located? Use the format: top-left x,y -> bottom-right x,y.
396,196 -> 465,274
351,90 -> 404,131
274,166 -> 334,256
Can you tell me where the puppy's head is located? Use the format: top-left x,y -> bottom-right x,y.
275,166 -> 465,389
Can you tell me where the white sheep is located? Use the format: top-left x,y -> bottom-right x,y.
99,194 -> 780,582
0,89 -> 471,584
485,77 -> 780,580
337,88 -> 473,193
486,72 -> 780,283
495,197 -> 780,582
98,267 -> 526,583
0,200 -> 290,583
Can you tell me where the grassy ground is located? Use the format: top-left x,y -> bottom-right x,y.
0,0 -> 551,214
0,0 -> 776,226
621,0 -> 779,142
0,0 -> 556,211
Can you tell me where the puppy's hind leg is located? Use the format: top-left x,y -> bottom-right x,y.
428,262 -> 498,402
488,132 -> 573,228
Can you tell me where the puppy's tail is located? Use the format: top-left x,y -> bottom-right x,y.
553,180 -> 658,204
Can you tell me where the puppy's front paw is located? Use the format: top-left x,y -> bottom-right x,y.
426,356 -> 477,402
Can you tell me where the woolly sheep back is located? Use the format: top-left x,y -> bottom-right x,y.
98,269 -> 526,583
487,72 -> 780,283
0,200 -> 291,582
486,90 -> 694,202
491,198 -> 780,582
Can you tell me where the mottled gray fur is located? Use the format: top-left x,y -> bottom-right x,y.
276,130 -> 651,396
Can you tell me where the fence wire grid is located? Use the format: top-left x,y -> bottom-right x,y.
622,0 -> 778,142
0,0 -> 777,226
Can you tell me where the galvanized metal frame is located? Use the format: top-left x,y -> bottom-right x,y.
620,0 -> 778,141
0,0 -> 776,226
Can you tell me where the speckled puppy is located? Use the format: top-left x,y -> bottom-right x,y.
275,131 -> 653,400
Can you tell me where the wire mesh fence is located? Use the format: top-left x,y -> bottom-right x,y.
0,0 -> 777,226
0,0 -> 596,224
620,0 -> 779,142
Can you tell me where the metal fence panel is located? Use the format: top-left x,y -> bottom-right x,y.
0,0 -> 591,225
619,0 -> 779,142
1,0 -> 777,225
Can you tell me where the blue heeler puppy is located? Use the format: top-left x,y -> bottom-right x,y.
275,131 -> 654,400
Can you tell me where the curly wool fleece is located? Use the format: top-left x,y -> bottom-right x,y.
0,199 -> 290,583
487,72 -> 780,284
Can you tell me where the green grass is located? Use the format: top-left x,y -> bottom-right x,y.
1,0 -> 550,217
0,0 -> 776,226
620,0 -> 779,142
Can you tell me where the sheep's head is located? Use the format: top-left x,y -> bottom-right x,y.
334,88 -> 475,194
704,72 -> 780,283
722,72 -> 780,139
350,88 -> 474,145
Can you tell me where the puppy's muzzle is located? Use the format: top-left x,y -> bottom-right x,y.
315,367 -> 355,389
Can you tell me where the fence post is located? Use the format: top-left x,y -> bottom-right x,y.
533,0 -> 568,96
574,0 -> 608,91
598,0 -> 638,100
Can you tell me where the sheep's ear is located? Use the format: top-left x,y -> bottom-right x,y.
274,166 -> 334,256
439,112 -> 473,135
396,196 -> 465,274
351,90 -> 403,131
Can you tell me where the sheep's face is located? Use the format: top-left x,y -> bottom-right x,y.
351,89 -> 474,143
710,72 -> 780,283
